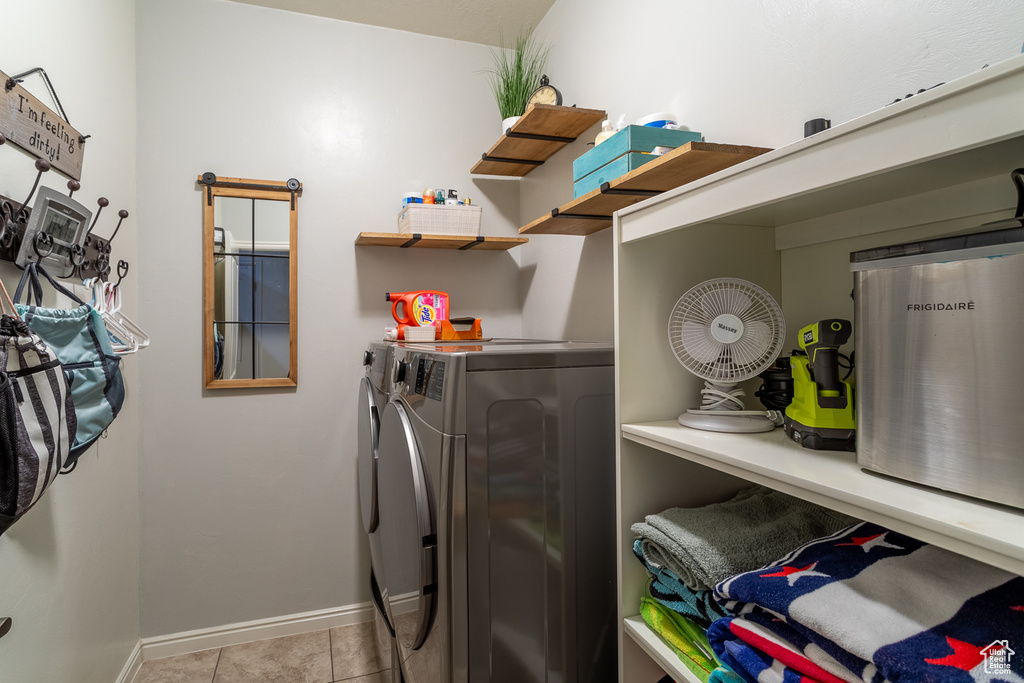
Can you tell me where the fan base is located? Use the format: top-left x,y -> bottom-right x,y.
678,411 -> 776,434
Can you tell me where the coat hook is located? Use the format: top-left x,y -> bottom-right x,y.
0,616 -> 11,639
95,253 -> 110,277
67,180 -> 81,198
114,259 -> 129,287
85,197 -> 109,236
33,232 -> 54,260
16,159 -> 51,222
107,209 -> 129,246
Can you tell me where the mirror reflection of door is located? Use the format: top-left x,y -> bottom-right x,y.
202,176 -> 299,388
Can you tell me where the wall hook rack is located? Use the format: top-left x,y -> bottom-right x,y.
0,136 -> 117,280
0,68 -> 117,280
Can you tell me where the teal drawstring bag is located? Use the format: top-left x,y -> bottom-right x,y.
14,263 -> 124,472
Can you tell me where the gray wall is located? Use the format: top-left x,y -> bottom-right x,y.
0,0 -> 141,680
5,2 -> 1024,677
519,0 -> 1024,340
135,0 -> 523,637
135,0 -> 1024,641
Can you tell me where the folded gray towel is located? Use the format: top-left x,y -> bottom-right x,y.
630,485 -> 856,591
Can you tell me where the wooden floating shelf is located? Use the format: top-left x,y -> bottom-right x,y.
519,141 -> 773,236
355,232 -> 528,251
470,103 -> 606,177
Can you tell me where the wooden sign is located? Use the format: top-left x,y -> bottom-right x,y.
0,68 -> 85,180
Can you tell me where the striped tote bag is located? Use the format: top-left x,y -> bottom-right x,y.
0,280 -> 75,536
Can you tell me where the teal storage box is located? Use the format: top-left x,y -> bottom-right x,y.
572,125 -> 702,181
573,153 -> 655,198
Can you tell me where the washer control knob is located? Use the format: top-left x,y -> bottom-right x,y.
363,350 -> 373,366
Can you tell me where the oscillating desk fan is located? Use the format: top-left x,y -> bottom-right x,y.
667,278 -> 786,433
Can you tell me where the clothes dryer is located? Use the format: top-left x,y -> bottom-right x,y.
376,341 -> 617,683
358,340 -> 401,683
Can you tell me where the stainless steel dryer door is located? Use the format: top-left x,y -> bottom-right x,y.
358,377 -> 380,534
377,398 -> 437,652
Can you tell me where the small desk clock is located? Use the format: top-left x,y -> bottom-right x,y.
16,186 -> 93,277
527,74 -> 562,107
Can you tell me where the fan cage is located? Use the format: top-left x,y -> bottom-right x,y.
667,278 -> 786,383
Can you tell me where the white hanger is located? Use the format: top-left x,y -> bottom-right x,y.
101,283 -> 139,355
84,277 -> 137,355
105,282 -> 149,350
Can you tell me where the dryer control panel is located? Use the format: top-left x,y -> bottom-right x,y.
414,358 -> 446,401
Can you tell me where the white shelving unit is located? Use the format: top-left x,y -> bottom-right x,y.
612,54 -> 1024,683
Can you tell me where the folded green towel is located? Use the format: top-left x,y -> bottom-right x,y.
631,485 -> 856,590
640,589 -> 720,682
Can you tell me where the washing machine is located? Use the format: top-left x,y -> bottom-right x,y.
376,341 -> 617,683
358,340 -> 401,683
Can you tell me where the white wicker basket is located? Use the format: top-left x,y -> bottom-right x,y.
398,204 -> 482,236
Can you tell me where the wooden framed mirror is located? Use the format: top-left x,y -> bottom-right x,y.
200,174 -> 300,388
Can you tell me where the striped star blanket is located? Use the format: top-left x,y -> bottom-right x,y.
709,522 -> 1024,683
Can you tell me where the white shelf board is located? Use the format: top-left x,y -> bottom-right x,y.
623,615 -> 706,683
617,53 -> 1024,245
621,421 -> 1024,577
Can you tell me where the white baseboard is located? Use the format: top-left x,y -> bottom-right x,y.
115,640 -> 143,683
138,601 -> 374,663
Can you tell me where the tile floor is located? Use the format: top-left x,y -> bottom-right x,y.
132,622 -> 385,683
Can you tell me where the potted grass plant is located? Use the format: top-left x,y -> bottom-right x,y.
482,32 -> 550,135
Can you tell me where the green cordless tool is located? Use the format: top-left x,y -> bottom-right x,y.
783,319 -> 856,451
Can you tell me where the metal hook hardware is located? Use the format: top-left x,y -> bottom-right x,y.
33,232 -> 53,259
107,209 -> 129,246
0,200 -> 14,249
6,68 -> 70,123
95,254 -> 110,277
115,259 -> 129,287
0,616 -> 11,640
16,159 -> 51,222
67,180 -> 81,198
85,197 -> 109,237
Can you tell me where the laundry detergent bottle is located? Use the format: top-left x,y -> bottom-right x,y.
386,291 -> 449,327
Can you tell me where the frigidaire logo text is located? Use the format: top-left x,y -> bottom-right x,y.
718,322 -> 738,334
907,301 -> 975,311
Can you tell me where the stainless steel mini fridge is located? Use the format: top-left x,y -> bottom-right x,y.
851,223 -> 1024,510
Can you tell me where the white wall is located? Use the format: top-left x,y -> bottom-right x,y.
0,0 -> 141,680
135,0 -> 522,637
522,0 -> 1024,340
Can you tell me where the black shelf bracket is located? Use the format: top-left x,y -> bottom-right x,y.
550,207 -> 612,221
504,129 -> 576,143
599,182 -> 663,197
480,153 -> 544,166
401,233 -> 422,248
458,236 -> 485,250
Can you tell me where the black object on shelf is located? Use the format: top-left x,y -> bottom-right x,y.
804,118 -> 831,137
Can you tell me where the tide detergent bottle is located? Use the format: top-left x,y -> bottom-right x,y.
386,291 -> 449,339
